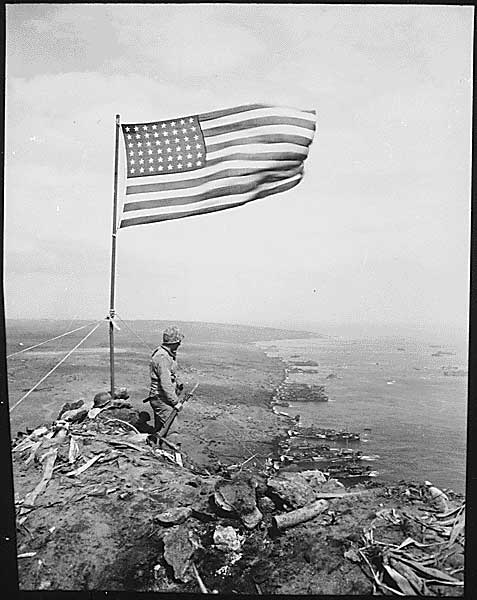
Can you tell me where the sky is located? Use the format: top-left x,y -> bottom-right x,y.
4,4 -> 473,340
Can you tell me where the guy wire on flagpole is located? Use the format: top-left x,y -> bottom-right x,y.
108,114 -> 121,396
6,321 -> 99,358
10,322 -> 103,412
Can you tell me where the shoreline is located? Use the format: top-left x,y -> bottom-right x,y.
252,336 -> 467,495
254,345 -> 380,488
9,328 -> 465,593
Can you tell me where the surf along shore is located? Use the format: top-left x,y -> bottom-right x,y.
8,320 -> 464,594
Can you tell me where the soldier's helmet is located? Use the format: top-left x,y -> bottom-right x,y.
163,326 -> 184,344
93,391 -> 112,407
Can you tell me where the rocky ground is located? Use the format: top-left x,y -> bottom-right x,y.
8,321 -> 465,594
12,410 -> 465,595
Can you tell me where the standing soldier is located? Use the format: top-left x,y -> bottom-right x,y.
145,326 -> 184,444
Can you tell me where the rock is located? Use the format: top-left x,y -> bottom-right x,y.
213,525 -> 243,553
157,506 -> 192,525
267,474 -> 316,508
213,525 -> 244,568
315,478 -> 345,493
58,400 -> 84,419
242,507 -> 263,529
162,524 -> 197,581
215,475 -> 255,513
344,547 -> 361,563
299,470 -> 327,487
258,496 -> 276,513
59,408 -> 88,424
267,470 -> 327,509
214,474 -> 263,529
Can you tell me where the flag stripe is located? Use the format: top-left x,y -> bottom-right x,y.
203,125 -> 315,146
124,171 -> 302,218
202,116 -> 316,137
125,167 -> 303,207
123,166 -> 304,211
207,142 -> 308,161
200,106 -> 316,130
125,164 -> 303,195
206,133 -> 313,153
198,103 -> 315,122
205,151 -> 306,168
199,103 -> 272,121
125,158 -> 302,191
120,174 -> 302,228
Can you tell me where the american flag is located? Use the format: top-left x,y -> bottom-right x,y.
119,103 -> 316,228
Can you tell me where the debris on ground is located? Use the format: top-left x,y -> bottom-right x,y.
213,525 -> 244,554
424,480 -> 450,512
349,498 -> 465,596
273,498 -> 330,530
12,388 -> 465,595
214,474 -> 263,529
271,420 -> 381,481
273,382 -> 329,403
211,524 -> 245,575
267,469 -> 328,508
162,524 -> 200,581
157,507 -> 193,526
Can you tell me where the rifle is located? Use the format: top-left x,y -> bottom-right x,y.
158,382 -> 199,443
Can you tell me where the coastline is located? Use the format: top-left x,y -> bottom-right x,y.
254,335 -> 467,494
9,326 -> 465,593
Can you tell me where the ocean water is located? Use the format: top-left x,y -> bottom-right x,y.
257,335 -> 468,494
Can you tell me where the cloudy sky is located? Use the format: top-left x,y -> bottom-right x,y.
5,4 -> 473,339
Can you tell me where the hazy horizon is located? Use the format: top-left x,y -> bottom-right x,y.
5,5 -> 472,337
5,315 -> 468,346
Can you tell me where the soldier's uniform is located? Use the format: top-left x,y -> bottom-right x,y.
147,326 -> 184,443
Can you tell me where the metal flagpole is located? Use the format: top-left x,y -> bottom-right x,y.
109,114 -> 121,396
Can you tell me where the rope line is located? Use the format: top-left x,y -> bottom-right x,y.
7,321 -> 100,358
32,315 -> 82,380
9,322 -> 103,413
115,315 -> 154,352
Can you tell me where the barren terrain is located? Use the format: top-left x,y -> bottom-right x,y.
8,320 -> 464,593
